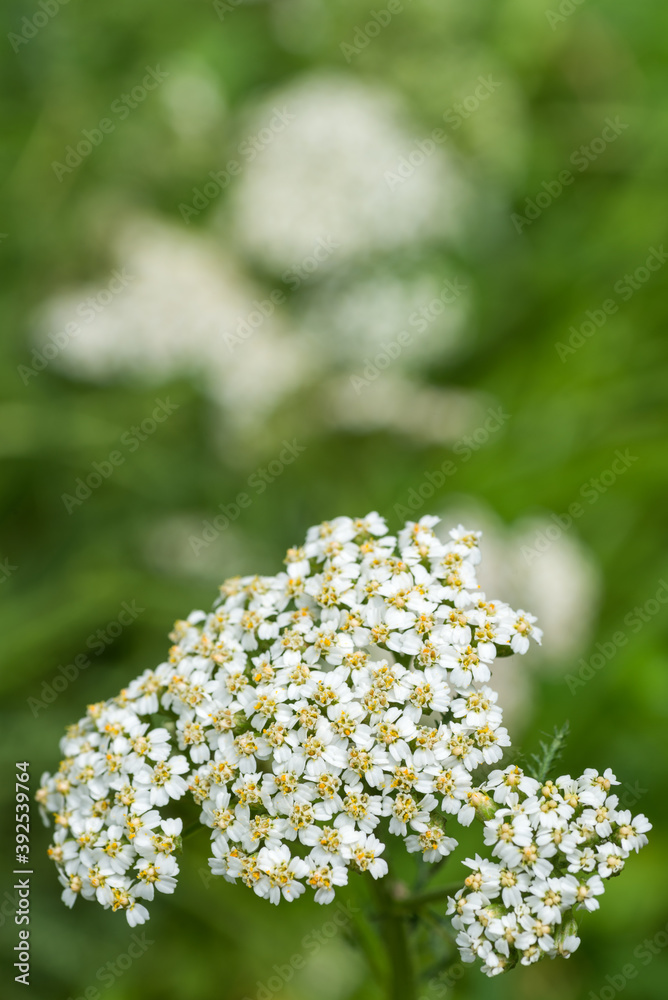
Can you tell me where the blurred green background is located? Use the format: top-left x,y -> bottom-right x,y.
1,0 -> 667,997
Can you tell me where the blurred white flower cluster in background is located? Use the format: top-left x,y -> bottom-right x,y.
226,73 -> 466,268
32,71 -> 476,445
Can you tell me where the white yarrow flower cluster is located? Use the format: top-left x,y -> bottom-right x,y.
37,511 -> 649,977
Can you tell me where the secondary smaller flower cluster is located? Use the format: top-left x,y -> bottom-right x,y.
447,765 -> 651,976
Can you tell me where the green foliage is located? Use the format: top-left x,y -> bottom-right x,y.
528,721 -> 571,784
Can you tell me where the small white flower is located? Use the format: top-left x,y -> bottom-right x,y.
133,855 -> 179,900
597,843 -> 627,878
134,755 -> 190,806
305,860 -> 348,904
342,833 -> 388,879
615,811 -> 651,853
510,611 -> 542,654
255,845 -> 309,904
405,825 -> 457,862
574,874 -> 605,911
565,846 -> 597,874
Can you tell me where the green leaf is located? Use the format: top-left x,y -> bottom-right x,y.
528,721 -> 570,783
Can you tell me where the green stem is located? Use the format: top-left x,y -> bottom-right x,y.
422,907 -> 457,949
415,855 -> 447,890
182,820 -> 206,840
396,882 -> 463,912
371,878 -> 416,1000
347,904 -> 386,983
